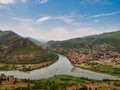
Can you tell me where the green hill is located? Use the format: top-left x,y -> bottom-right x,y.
47,30 -> 120,51
46,30 -> 120,76
0,30 -> 58,64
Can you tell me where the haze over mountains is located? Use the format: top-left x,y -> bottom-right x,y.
0,30 -> 58,64
0,30 -> 120,65
47,30 -> 120,49
27,37 -> 45,48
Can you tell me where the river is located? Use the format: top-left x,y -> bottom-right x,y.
0,55 -> 120,80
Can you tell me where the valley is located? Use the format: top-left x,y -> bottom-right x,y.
1,0 -> 120,89
47,31 -> 120,77
0,30 -> 120,90
0,30 -> 58,71
0,54 -> 119,80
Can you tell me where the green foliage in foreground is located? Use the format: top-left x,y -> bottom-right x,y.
30,75 -> 99,90
1,74 -> 119,90
87,64 -> 120,77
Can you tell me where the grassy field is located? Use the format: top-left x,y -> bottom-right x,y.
76,62 -> 120,77
89,65 -> 120,77
30,75 -> 120,90
0,75 -> 120,90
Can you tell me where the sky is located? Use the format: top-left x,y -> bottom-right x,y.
0,0 -> 120,41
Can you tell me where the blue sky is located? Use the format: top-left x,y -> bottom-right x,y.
0,0 -> 120,41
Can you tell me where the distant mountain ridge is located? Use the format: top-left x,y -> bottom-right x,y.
47,30 -> 120,64
27,37 -> 45,47
47,30 -> 120,51
86,30 -> 120,39
0,30 -> 58,64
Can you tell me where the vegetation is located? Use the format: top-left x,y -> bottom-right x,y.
85,64 -> 120,77
47,30 -> 120,49
30,75 -> 88,90
47,30 -> 120,76
0,74 -> 119,90
0,30 -> 58,64
0,60 -> 57,71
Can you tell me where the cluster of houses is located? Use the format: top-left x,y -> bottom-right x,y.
51,46 -> 120,65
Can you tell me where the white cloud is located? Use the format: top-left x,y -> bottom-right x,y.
0,0 -> 27,4
36,15 -> 74,24
89,11 -> 120,18
33,27 -> 119,41
36,12 -> 85,26
56,16 -> 73,23
12,17 -> 32,23
37,16 -> 51,22
0,22 -> 117,41
36,0 -> 48,4
33,27 -> 102,40
36,27 -> 71,40
0,0 -> 15,4
75,28 -> 101,37
0,23 -> 37,38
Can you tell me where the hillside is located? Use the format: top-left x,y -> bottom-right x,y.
47,30 -> 120,50
47,30 -> 120,76
0,30 -> 58,64
47,30 -> 120,61
27,37 -> 45,47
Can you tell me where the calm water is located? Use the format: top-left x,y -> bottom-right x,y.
0,55 -> 120,80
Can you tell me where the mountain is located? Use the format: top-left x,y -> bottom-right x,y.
87,30 -> 120,39
27,37 -> 45,47
47,30 -> 120,64
47,30 -> 120,50
0,30 -> 58,64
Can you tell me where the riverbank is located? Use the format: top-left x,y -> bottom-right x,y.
0,74 -> 120,90
0,54 -> 119,80
65,54 -> 120,77
74,62 -> 120,77
0,58 -> 58,71
49,43 -> 120,77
